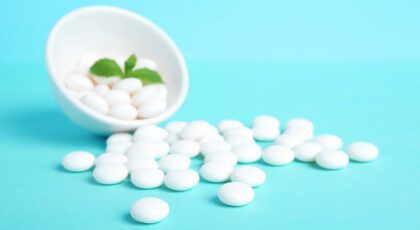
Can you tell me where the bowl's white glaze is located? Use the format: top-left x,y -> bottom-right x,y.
46,6 -> 188,135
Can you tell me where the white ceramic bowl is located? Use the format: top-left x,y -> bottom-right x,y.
46,6 -> 188,135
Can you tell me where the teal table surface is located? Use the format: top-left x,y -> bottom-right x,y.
0,61 -> 419,229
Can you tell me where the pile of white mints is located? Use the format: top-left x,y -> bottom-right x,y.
65,53 -> 168,120
61,116 -> 379,224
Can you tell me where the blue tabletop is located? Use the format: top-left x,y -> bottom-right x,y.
0,61 -> 419,229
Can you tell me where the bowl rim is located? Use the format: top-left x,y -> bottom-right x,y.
45,5 -> 189,130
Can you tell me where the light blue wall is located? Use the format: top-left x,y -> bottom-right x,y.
0,0 -> 419,64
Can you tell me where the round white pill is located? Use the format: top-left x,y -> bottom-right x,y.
93,163 -> 128,184
252,125 -> 280,141
65,74 -> 94,91
165,121 -> 187,134
158,154 -> 191,173
274,134 -> 305,148
130,197 -> 169,224
293,142 -> 323,162
106,133 -> 132,145
223,126 -> 254,139
262,145 -> 294,166
62,151 -> 95,172
199,162 -> 233,182
201,140 -> 232,156
205,152 -> 238,167
253,115 -> 280,127
136,58 -> 158,71
138,99 -> 167,118
163,169 -> 199,191
132,84 -> 167,106
130,168 -> 165,189
315,150 -> 349,170
103,90 -> 131,107
180,121 -> 211,141
286,118 -> 314,131
217,182 -> 255,206
126,140 -> 169,159
133,125 -> 168,141
346,142 -> 379,162
226,136 -> 256,147
112,78 -> 142,95
108,104 -> 138,120
284,127 -> 314,140
80,92 -> 109,114
313,134 -> 343,149
232,143 -> 262,163
106,142 -> 132,154
126,157 -> 158,172
230,166 -> 266,187
217,119 -> 243,133
92,84 -> 110,96
170,140 -> 201,158
199,134 -> 225,145
92,75 -> 120,86
95,153 -> 128,165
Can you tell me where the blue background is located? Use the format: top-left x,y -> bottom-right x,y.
0,1 -> 419,229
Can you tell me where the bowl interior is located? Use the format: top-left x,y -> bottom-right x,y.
47,6 -> 188,129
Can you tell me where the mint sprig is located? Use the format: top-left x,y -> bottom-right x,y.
90,54 -> 163,85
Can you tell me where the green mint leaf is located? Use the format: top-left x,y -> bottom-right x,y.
90,58 -> 124,77
124,54 -> 137,74
126,68 -> 164,85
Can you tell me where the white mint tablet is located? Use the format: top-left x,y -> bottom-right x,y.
62,151 -> 95,172
95,153 -> 128,165
293,142 -> 323,162
204,152 -> 238,167
199,134 -> 225,145
313,134 -> 343,149
346,142 -> 379,162
170,140 -> 201,158
93,163 -> 128,184
164,133 -> 179,145
92,75 -> 120,86
158,154 -> 191,173
275,134 -> 305,148
75,52 -> 100,75
103,90 -> 131,107
132,84 -> 167,106
179,121 -> 211,141
106,133 -> 132,145
130,168 -> 165,189
218,182 -> 255,206
283,127 -> 314,141
126,157 -> 158,173
262,145 -> 294,166
199,162 -> 233,182
223,126 -> 254,139
315,150 -> 349,170
165,121 -> 187,134
138,99 -> 167,118
286,118 -> 314,131
232,143 -> 262,163
163,169 -> 199,191
80,92 -> 109,114
92,84 -> 110,96
133,125 -> 168,141
136,58 -> 158,71
201,140 -> 232,156
252,115 -> 280,127
126,140 -> 169,159
112,78 -> 142,95
130,197 -> 169,224
252,125 -> 280,141
217,119 -> 243,133
226,136 -> 256,147
106,142 -> 132,154
230,166 -> 266,187
108,104 -> 138,120
66,74 -> 94,91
